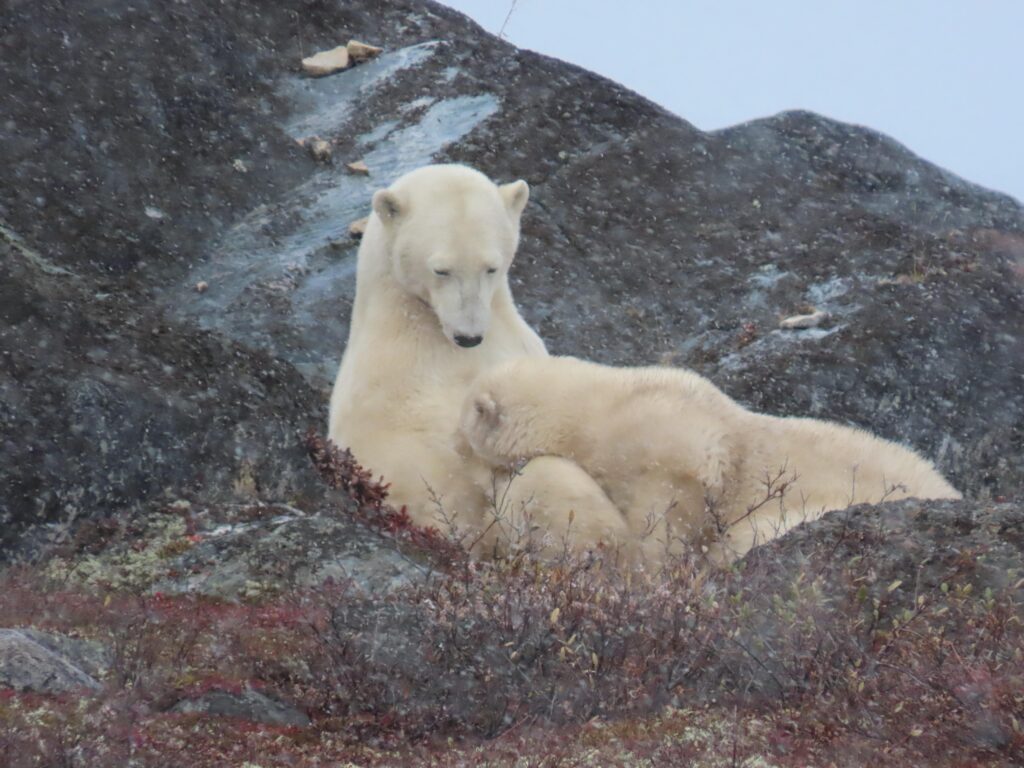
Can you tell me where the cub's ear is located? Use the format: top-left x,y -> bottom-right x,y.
499,180 -> 529,218
372,189 -> 403,223
472,391 -> 502,427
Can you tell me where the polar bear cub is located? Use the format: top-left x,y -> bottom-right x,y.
461,356 -> 961,564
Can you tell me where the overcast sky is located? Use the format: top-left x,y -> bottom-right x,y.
442,1 -> 1024,204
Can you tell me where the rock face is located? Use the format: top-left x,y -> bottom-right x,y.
0,231 -> 324,556
0,629 -> 103,693
1,0 -> 1022,556
746,498 -> 1024,601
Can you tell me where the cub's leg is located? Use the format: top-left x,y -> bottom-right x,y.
476,456 -> 635,564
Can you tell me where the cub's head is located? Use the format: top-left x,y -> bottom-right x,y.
371,164 -> 529,349
459,359 -> 550,466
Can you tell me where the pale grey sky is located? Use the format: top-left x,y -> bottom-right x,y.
442,1 -> 1024,203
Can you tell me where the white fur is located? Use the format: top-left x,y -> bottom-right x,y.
329,165 -> 626,551
461,355 -> 962,565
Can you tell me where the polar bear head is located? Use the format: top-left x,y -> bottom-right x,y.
460,358 -> 568,466
370,165 -> 530,348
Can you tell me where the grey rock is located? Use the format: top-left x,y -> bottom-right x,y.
713,498 -> 1024,697
0,232 -> 327,559
151,505 -> 424,598
741,498 -> 1024,603
172,687 -> 311,727
43,500 -> 425,597
14,629 -> 112,680
1,0 -> 1021,557
0,628 -> 102,693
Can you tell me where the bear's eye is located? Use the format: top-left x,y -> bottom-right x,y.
433,269 -> 451,277
486,267 -> 498,275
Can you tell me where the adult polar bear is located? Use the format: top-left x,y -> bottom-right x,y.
329,165 -> 629,553
461,356 -> 962,565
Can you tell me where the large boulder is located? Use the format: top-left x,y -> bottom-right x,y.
716,498 -> 1024,699
1,0 -> 1021,557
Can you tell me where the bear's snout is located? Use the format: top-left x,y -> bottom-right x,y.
454,334 -> 483,348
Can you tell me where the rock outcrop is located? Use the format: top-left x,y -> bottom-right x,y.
2,7 -> 1022,762
0,629 -> 103,693
2,2 -> 1021,560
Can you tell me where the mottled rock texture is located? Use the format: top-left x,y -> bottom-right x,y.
0,629 -> 102,693
12,628 -> 112,681
172,688 -> 311,727
1,0 -> 1022,561
40,501 -> 422,597
719,498 -> 1024,697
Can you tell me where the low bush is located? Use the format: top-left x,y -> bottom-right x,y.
0,434 -> 1020,766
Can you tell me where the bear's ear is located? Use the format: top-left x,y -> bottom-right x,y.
372,189 -> 403,224
473,392 -> 502,427
499,180 -> 529,218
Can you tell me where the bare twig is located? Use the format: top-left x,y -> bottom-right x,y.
498,0 -> 519,40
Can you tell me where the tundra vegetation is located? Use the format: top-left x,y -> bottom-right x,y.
0,434 -> 1020,767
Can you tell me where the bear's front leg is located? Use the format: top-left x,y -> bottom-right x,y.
346,433 -> 489,535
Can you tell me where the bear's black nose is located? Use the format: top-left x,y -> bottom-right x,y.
455,334 -> 483,348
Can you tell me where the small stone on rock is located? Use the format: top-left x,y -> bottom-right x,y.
779,309 -> 830,330
195,281 -> 209,294
307,138 -> 332,163
232,158 -> 248,173
349,216 -> 369,238
301,46 -> 350,77
346,40 -> 383,63
346,160 -> 370,176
